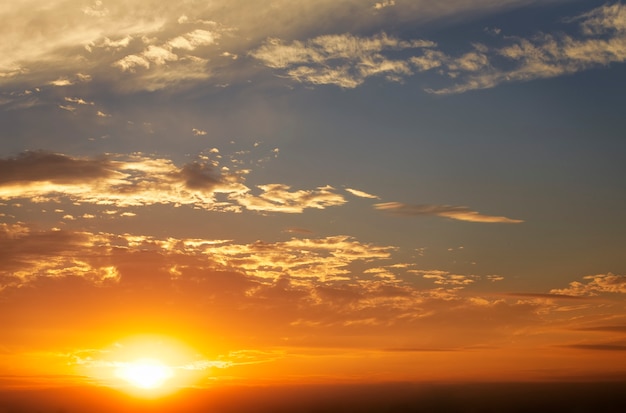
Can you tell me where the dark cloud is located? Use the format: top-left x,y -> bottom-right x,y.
563,343 -> 626,352
506,292 -> 586,300
178,161 -> 221,190
0,151 -> 114,185
575,326 -> 626,334
0,224 -> 92,283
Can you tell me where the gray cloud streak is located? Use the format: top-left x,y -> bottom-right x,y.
374,202 -> 523,223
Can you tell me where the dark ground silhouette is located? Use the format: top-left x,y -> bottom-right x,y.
1,381 -> 626,413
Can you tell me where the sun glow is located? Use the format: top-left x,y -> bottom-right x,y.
116,358 -> 173,389
78,334 -> 209,397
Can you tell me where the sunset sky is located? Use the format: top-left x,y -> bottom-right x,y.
1,0 -> 626,398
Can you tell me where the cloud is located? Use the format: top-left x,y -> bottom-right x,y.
178,161 -> 221,190
506,292 -> 585,300
562,343 -> 626,352
426,2 -> 626,94
1,1 -> 621,95
248,2 -> 626,93
111,28 -> 221,89
167,29 -> 219,50
0,223 -> 119,288
0,151 -> 116,185
283,227 -> 314,234
64,97 -> 94,105
0,1 -> 165,83
0,224 -> 395,300
0,1 -> 230,93
251,32 -> 435,88
373,0 -> 395,10
0,223 -> 555,351
575,326 -> 626,333
550,273 -> 626,297
5,222 -> 625,354
345,188 -> 379,199
374,202 -> 523,223
238,184 -> 346,213
48,79 -> 75,87
192,128 -> 208,136
410,270 -> 475,287
0,151 -> 345,214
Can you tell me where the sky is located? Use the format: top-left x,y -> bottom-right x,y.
1,0 -> 626,397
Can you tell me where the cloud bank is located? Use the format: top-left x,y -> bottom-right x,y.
250,2 -> 626,93
1,1 -> 624,94
0,151 -> 345,214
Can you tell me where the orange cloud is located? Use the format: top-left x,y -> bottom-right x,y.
0,223 -> 593,355
374,202 -> 523,223
0,151 -> 346,214
550,273 -> 626,296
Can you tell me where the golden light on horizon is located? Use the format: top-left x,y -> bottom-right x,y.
76,334 -> 211,397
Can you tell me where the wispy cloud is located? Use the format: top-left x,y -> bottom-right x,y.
250,2 -> 626,93
109,27 -> 224,90
1,1 -> 624,95
506,292 -> 586,300
345,188 -> 379,199
239,184 -> 346,213
409,269 -> 476,287
550,273 -> 626,297
575,325 -> 626,333
250,32 -> 435,88
425,2 -> 626,94
374,202 -> 523,223
561,343 -> 626,352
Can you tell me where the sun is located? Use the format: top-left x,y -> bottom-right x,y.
78,334 -> 207,397
116,358 -> 173,389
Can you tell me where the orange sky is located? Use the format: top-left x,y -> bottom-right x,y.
1,0 -> 626,399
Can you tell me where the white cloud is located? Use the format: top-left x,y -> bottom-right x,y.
251,32 -> 435,88
249,2 -> 626,94
345,188 -> 379,199
238,184 -> 346,214
109,27 -> 224,90
1,0 -> 619,95
64,97 -> 94,105
49,78 -> 74,87
142,45 -> 179,65
426,2 -> 626,94
113,54 -> 151,71
192,128 -> 208,136
373,0 -> 395,10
